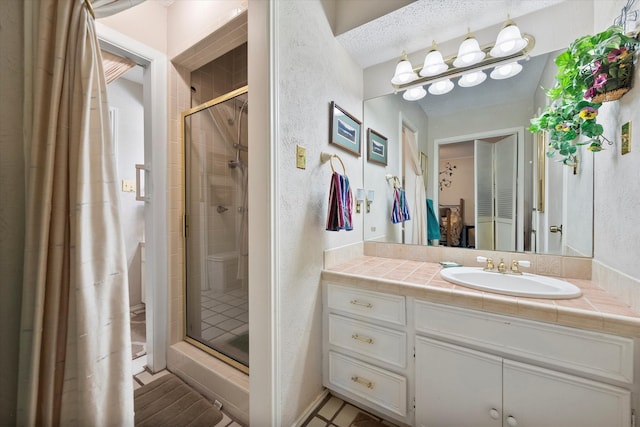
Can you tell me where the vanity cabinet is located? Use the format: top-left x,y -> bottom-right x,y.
323,283 -> 410,424
414,301 -> 634,427
416,336 -> 631,427
322,281 -> 637,427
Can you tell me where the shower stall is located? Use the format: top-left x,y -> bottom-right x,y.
183,86 -> 249,372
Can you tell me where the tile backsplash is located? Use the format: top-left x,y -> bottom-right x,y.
325,241 -> 593,281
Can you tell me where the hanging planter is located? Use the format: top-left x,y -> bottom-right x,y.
529,25 -> 640,166
584,46 -> 635,103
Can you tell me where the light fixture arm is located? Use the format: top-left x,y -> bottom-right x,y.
392,34 -> 535,92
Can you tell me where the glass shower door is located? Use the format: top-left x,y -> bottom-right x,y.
183,86 -> 249,372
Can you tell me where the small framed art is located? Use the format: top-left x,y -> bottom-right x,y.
329,101 -> 361,156
367,128 -> 388,165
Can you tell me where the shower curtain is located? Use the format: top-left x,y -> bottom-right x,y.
404,129 -> 428,245
17,0 -> 138,425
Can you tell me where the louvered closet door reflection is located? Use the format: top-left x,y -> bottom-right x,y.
474,139 -> 494,251
494,135 -> 516,251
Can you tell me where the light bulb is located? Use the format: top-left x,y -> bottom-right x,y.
490,22 -> 528,57
420,43 -> 448,77
391,51 -> 417,85
453,35 -> 486,67
490,62 -> 522,79
428,79 -> 454,95
403,86 -> 427,101
458,70 -> 487,87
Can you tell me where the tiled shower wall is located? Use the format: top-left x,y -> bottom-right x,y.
191,43 -> 247,104
189,43 -> 248,259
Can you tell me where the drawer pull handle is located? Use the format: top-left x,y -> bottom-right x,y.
351,376 -> 374,389
352,334 -> 374,344
349,299 -> 373,308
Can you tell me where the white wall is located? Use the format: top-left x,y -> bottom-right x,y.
98,1 -> 168,54
107,77 -> 145,306
592,0 -> 640,280
274,0 -> 364,423
364,94 -> 429,242
167,0 -> 247,59
0,1 -> 24,423
439,157 -> 475,225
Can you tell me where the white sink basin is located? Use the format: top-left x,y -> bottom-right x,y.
439,267 -> 582,299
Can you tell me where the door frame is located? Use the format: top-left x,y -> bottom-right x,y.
97,22 -> 169,373
433,127 -> 525,252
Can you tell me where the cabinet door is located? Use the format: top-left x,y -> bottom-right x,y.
503,359 -> 631,427
415,337 -> 502,427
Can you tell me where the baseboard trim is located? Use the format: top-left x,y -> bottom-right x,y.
291,389 -> 330,427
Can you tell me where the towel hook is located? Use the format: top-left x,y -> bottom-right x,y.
321,152 -> 347,176
385,174 -> 401,188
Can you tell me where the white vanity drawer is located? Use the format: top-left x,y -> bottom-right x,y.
328,314 -> 407,368
326,283 -> 406,326
414,300 -> 635,383
328,351 -> 407,417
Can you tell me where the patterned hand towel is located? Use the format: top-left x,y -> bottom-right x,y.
326,171 -> 353,231
391,186 -> 411,224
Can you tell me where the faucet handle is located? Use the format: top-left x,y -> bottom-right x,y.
510,259 -> 531,275
477,256 -> 495,271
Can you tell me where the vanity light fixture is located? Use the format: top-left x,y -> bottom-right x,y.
390,18 -> 534,100
366,190 -> 374,213
355,188 -> 366,213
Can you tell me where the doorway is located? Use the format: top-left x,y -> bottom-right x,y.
98,22 -> 169,373
434,128 -> 525,252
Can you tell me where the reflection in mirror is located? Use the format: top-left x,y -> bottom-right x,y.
363,50 -> 594,257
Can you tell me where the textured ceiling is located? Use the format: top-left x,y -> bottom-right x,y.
337,0 -> 567,69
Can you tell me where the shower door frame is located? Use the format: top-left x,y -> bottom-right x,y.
181,85 -> 249,374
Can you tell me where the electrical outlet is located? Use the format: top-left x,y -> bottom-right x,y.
296,144 -> 306,169
122,179 -> 136,192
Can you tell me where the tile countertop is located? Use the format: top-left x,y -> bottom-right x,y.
322,256 -> 640,338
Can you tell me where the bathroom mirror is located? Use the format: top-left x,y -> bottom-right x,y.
363,50 -> 594,257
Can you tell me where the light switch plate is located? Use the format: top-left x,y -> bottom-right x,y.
122,179 -> 136,192
296,144 -> 306,169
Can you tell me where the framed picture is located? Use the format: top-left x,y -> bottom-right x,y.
420,151 -> 428,187
329,101 -> 361,156
367,128 -> 388,165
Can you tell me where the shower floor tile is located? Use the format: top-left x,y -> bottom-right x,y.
202,326 -> 226,341
206,313 -> 232,325
210,303 -> 234,313
216,318 -> 244,332
221,307 -> 245,318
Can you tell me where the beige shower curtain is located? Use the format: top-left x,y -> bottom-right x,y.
17,0 -> 134,425
404,128 -> 428,245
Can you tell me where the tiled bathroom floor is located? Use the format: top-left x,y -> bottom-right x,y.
302,394 -> 398,427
